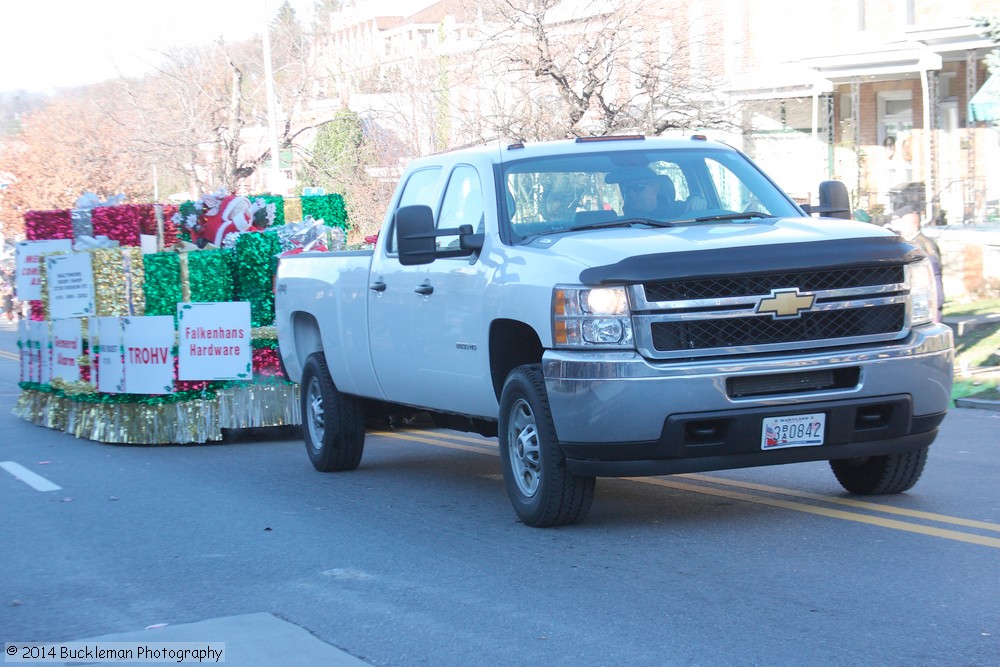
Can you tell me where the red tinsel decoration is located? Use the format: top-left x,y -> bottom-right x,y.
24,210 -> 73,241
161,204 -> 180,247
253,348 -> 282,376
132,203 -> 180,248
136,204 -> 157,235
30,301 -> 45,321
171,356 -> 209,392
92,204 -> 142,247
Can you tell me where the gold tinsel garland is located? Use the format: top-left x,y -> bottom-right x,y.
13,383 -> 300,445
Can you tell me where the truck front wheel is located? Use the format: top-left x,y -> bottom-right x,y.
829,446 -> 928,495
301,353 -> 365,472
499,365 -> 595,527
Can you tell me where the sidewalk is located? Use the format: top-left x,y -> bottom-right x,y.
943,311 -> 1000,336
944,310 -> 1000,412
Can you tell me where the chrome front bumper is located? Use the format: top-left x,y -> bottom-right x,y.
543,323 -> 954,445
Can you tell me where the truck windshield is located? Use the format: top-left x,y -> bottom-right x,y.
501,147 -> 804,241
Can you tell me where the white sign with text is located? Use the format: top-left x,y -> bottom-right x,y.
122,316 -> 175,394
95,317 -> 126,394
46,252 -> 96,319
27,320 -> 52,384
177,302 -> 252,381
51,318 -> 83,383
15,239 -> 73,301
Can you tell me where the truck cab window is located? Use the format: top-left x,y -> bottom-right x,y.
437,165 -> 483,251
389,167 -> 441,252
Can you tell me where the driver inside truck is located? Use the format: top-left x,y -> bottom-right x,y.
616,166 -> 674,219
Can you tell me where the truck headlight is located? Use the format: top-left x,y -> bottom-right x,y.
553,286 -> 634,348
909,258 -> 938,326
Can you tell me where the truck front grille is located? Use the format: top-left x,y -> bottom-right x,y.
643,266 -> 904,302
630,265 -> 911,361
650,304 -> 905,352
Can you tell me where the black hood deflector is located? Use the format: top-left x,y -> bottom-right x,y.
578,237 -> 923,286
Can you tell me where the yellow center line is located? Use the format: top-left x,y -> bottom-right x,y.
679,473 -> 1000,533
631,477 -> 1000,549
0,350 -> 20,361
374,428 -> 1000,547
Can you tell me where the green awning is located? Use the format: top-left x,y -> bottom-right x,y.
969,73 -> 1000,123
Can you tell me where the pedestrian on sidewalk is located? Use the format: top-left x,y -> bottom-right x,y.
2,289 -> 14,322
888,205 -> 944,322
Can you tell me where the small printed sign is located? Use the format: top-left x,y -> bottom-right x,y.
51,318 -> 83,383
122,316 -> 176,394
95,317 -> 125,394
28,320 -> 52,384
18,319 -> 29,383
15,239 -> 73,301
177,302 -> 252,381
46,252 -> 96,319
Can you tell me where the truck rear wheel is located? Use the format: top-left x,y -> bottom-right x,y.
829,446 -> 928,495
499,365 -> 595,527
301,353 -> 365,472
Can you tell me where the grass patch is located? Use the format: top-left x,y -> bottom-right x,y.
944,299 -> 1000,317
952,377 -> 1000,403
945,298 -> 1000,402
953,323 -> 1000,370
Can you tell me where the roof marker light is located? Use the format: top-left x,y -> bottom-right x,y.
575,135 -> 646,143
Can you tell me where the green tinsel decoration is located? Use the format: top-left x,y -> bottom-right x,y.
142,253 -> 183,316
301,193 -> 349,230
233,232 -> 281,327
188,250 -> 234,303
254,193 -> 286,227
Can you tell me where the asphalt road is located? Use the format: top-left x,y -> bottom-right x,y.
1,318 -> 998,667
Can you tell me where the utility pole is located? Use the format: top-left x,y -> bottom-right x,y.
262,0 -> 285,195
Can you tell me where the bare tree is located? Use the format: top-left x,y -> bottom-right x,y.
114,2 -> 323,198
474,0 -> 738,140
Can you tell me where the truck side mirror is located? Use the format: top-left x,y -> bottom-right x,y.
396,205 -> 437,266
396,205 -> 485,266
807,180 -> 851,219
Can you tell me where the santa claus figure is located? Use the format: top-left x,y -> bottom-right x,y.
199,195 -> 254,247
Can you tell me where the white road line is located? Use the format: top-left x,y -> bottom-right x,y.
1,461 -> 62,492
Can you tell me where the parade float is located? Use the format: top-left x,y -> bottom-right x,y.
11,190 -> 351,444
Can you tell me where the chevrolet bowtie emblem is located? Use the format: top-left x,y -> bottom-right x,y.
756,289 -> 815,319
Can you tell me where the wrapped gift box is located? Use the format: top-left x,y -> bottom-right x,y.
143,249 -> 235,316
233,232 -> 281,327
301,193 -> 349,229
25,210 -> 74,241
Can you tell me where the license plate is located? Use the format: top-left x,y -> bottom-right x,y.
761,413 -> 826,450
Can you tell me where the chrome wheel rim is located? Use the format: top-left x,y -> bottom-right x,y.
507,397 -> 541,497
305,377 -> 325,448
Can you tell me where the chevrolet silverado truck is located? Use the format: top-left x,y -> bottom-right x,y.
274,135 -> 953,527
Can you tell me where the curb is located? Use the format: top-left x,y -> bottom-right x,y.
954,397 -> 1000,412
943,313 -> 1000,337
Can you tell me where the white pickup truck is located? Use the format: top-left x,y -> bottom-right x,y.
274,135 -> 953,527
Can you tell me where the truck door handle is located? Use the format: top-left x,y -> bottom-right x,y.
414,281 -> 434,296
369,279 -> 387,292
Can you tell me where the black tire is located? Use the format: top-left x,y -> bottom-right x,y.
300,353 -> 365,472
498,364 -> 595,527
830,446 -> 928,495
